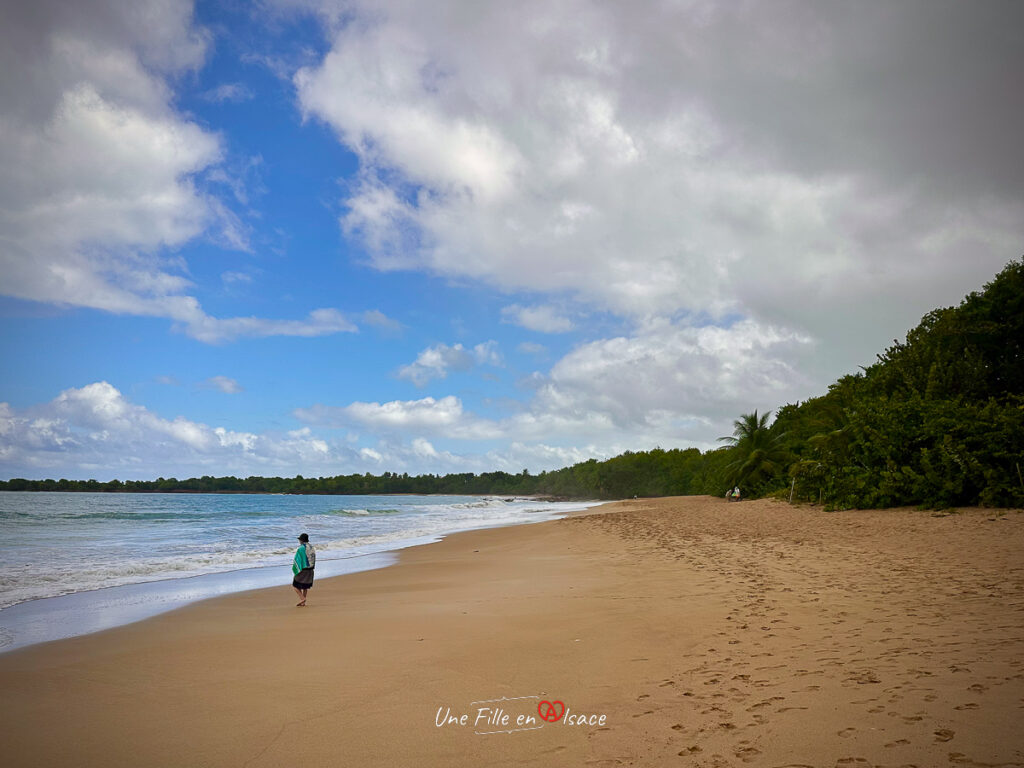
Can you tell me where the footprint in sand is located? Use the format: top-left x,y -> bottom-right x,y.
838,727 -> 857,738
847,670 -> 881,684
884,739 -> 911,747
671,724 -> 684,731
677,746 -> 702,756
734,746 -> 761,763
934,728 -> 955,742
954,703 -> 979,710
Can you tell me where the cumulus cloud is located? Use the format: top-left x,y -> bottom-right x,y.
2,319 -> 809,476
472,340 -> 502,366
0,383 -> 610,478
501,304 -> 574,333
329,434 -> 606,475
0,382 -> 348,479
0,0 -> 357,344
295,0 -> 1024,384
298,316 -> 812,451
359,447 -> 383,463
296,395 -> 466,430
410,437 -> 440,459
396,341 -> 501,386
531,318 -> 813,435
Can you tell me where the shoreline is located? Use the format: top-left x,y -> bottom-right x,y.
0,498 -> 602,652
0,489 -> 592,502
0,548 -> 401,653
1,496 -> 1021,767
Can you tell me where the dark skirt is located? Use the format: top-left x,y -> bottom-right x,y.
292,568 -> 314,589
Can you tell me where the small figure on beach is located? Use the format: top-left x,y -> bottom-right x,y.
727,486 -> 742,502
292,533 -> 316,606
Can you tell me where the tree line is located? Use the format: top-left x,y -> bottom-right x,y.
3,259 -> 1022,508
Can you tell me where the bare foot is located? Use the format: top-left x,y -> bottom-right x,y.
296,601 -> 306,606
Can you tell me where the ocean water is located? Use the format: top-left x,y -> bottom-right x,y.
0,492 -> 597,651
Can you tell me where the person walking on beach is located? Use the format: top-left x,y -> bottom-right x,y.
292,533 -> 316,606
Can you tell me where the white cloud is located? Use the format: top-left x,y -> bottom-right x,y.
396,341 -> 500,386
0,382 -> 349,479
517,341 -> 547,356
295,395 -> 466,430
359,447 -> 383,462
472,340 -> 502,367
501,304 -> 574,333
297,316 -> 812,452
179,306 -> 357,344
397,343 -> 472,386
295,0 -> 1024,385
201,376 -> 243,394
318,436 -> 617,476
201,82 -> 254,103
410,437 -> 439,459
360,309 -> 403,333
1,323 -> 807,476
485,441 -> 612,473
0,0 -> 357,345
221,271 -> 253,285
532,318 -> 813,435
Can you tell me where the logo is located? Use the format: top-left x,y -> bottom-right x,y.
537,700 -> 564,722
435,694 -> 607,735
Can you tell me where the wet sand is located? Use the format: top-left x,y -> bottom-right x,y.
0,496 -> 1021,767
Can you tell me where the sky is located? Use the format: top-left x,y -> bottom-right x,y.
1,0 -> 1022,481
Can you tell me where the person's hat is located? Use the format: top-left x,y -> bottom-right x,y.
297,533 -> 309,542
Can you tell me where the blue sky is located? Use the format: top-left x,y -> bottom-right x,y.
2,0 -> 1022,480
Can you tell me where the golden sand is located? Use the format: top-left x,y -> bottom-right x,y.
1,496 -> 1022,767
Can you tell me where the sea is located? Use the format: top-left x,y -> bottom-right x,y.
0,492 -> 598,652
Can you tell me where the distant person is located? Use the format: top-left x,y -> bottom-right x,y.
732,486 -> 741,501
292,533 -> 316,606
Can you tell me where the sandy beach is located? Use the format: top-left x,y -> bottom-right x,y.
1,495 -> 1022,767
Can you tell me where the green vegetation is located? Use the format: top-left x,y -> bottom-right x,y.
3,260 -> 1022,508
775,257 -> 1024,509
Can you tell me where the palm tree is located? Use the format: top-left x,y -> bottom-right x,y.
719,410 -> 789,490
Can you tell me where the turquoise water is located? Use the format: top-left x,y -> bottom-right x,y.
0,492 -> 597,650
